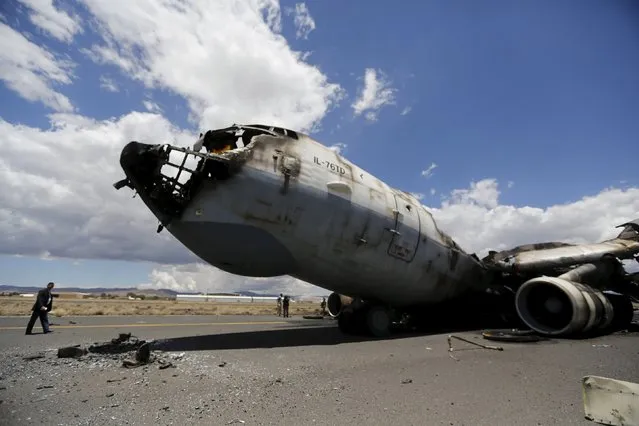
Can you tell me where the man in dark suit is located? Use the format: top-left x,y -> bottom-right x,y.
25,282 -> 55,335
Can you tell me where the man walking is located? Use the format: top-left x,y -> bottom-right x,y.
282,295 -> 290,318
25,282 -> 55,335
276,294 -> 282,316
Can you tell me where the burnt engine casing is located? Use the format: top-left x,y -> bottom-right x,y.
327,293 -> 354,317
514,276 -> 615,336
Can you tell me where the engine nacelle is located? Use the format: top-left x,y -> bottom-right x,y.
514,276 -> 615,337
327,293 -> 354,317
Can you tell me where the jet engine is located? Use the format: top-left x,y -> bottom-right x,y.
327,293 -> 354,317
514,276 -> 615,336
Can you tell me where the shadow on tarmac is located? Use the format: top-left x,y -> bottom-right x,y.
151,317 -> 500,352
150,302 -> 639,352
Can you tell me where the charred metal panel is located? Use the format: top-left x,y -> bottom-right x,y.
490,240 -> 639,273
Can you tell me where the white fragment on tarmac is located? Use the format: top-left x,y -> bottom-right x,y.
582,375 -> 639,426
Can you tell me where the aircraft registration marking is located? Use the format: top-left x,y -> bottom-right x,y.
313,156 -> 346,175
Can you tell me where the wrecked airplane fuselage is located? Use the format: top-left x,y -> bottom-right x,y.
115,124 -> 639,338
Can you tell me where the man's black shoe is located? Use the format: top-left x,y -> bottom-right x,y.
25,331 -> 32,335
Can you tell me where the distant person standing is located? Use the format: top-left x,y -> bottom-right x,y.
276,294 -> 283,316
25,282 -> 55,335
282,295 -> 290,318
320,297 -> 327,316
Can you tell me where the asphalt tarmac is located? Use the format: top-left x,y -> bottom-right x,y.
0,314 -> 638,426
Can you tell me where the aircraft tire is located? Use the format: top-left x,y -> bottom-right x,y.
366,305 -> 391,338
605,293 -> 635,331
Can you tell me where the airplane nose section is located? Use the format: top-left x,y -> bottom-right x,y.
114,137 -> 236,226
119,141 -> 165,183
120,141 -> 151,170
114,141 -> 187,223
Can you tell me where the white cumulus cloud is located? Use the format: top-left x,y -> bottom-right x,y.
429,179 -> 639,257
0,112 -> 197,264
138,263 -> 323,295
17,0 -> 83,43
421,162 -> 437,178
79,0 -> 344,132
329,142 -> 347,154
0,22 -> 75,112
286,3 -> 316,40
351,68 -> 396,121
142,100 -> 162,114
99,75 -> 119,92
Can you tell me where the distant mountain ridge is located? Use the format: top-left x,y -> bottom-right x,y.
0,285 -> 281,297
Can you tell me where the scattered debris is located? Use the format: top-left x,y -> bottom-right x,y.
36,385 -> 54,390
481,329 -> 545,343
401,379 -> 413,384
447,334 -> 503,360
227,420 -> 246,425
136,343 -> 150,363
106,393 -> 115,398
106,378 -> 126,383
591,344 -> 611,348
158,361 -> 174,370
45,333 -> 181,371
23,354 -> 45,361
58,346 -> 88,359
69,321 -> 77,324
218,362 -> 227,367
90,334 -> 146,355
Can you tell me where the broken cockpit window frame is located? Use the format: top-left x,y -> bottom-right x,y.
117,125 -> 296,225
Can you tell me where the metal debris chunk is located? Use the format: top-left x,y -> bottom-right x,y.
58,346 -> 88,359
135,343 -> 150,364
582,375 -> 639,426
158,362 -> 174,370
23,354 -> 45,361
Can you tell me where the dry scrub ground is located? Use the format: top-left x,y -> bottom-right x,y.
0,297 -> 323,317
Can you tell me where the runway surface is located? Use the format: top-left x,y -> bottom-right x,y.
0,314 -> 638,426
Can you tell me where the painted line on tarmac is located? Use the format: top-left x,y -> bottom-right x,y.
0,321 -> 287,331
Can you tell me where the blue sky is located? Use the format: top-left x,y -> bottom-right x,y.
1,0 -> 638,292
